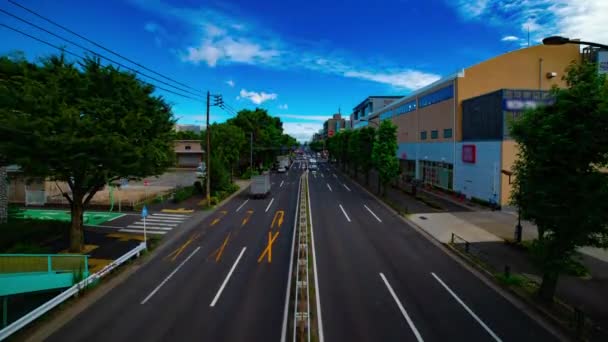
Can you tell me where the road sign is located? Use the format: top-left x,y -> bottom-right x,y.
141,205 -> 148,218
143,179 -> 149,186
120,178 -> 128,188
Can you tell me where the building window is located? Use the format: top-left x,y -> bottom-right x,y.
420,131 -> 427,140
395,99 -> 417,116
421,160 -> 453,190
185,145 -> 191,150
443,128 -> 453,138
419,85 -> 454,108
431,130 -> 438,139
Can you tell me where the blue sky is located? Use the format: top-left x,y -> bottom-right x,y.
1,0 -> 605,141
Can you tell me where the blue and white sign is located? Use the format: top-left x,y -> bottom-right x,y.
141,205 -> 148,218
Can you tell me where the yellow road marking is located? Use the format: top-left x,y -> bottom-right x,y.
257,231 -> 279,263
165,233 -> 201,261
213,232 -> 231,262
210,210 -> 228,226
107,233 -> 145,241
161,208 -> 194,214
241,210 -> 254,227
271,210 -> 285,230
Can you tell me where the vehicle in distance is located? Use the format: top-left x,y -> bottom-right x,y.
309,163 -> 317,170
250,173 -> 270,198
277,167 -> 286,173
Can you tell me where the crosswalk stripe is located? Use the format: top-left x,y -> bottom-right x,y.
140,219 -> 182,223
150,215 -> 187,219
130,222 -> 178,228
120,229 -> 167,235
126,225 -> 173,231
151,213 -> 190,218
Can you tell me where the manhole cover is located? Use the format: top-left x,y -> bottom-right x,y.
419,216 -> 427,220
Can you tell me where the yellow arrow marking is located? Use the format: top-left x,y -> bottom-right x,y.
241,210 -> 254,227
210,210 -> 228,226
271,210 -> 285,230
211,232 -> 231,262
257,231 -> 279,263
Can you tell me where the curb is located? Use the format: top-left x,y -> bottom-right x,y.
331,165 -> 570,342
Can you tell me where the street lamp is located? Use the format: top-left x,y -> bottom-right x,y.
542,36 -> 608,49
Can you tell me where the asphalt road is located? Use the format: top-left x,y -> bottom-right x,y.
47,167 -> 303,342
309,162 -> 558,342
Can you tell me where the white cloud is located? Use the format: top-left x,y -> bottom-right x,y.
226,80 -> 235,87
344,70 -> 440,89
448,0 -> 608,48
183,36 -> 280,67
501,35 -> 520,41
276,114 -> 328,122
239,89 -> 277,105
278,104 -> 288,110
283,122 -> 321,142
144,21 -> 169,47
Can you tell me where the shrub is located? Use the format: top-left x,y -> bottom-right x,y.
193,180 -> 204,194
172,186 -> 195,203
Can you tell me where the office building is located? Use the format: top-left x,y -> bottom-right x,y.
322,114 -> 346,138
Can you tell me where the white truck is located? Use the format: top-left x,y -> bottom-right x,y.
276,155 -> 290,171
250,173 -> 270,198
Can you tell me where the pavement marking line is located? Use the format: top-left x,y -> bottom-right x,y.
280,180 -> 284,188
214,232 -> 232,262
380,273 -> 424,342
326,183 -> 332,192
210,210 -> 228,226
120,229 -> 167,235
106,214 -> 126,222
364,204 -> 382,223
332,173 -> 337,178
141,246 -> 201,304
431,272 -> 502,342
210,247 -> 247,307
342,183 -> 351,191
339,204 -> 351,222
126,225 -> 173,231
166,234 -> 196,261
265,197 -> 275,213
307,175 -> 325,342
258,231 -> 280,263
235,199 -> 249,212
320,173 -> 324,178
271,210 -> 285,229
152,213 -> 190,218
161,208 -> 194,214
130,221 -> 178,226
281,177 -> 301,342
241,209 -> 254,227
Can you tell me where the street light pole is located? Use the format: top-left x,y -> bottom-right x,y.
206,91 -> 211,207
542,36 -> 608,49
250,132 -> 253,172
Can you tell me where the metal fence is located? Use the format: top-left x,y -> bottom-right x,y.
0,254 -> 88,276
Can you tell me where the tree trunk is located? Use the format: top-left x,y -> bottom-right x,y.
69,196 -> 85,253
538,271 -> 559,303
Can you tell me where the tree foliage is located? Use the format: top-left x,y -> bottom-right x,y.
0,53 -> 175,252
510,61 -> 608,302
372,120 -> 399,195
205,123 -> 246,186
358,127 -> 376,184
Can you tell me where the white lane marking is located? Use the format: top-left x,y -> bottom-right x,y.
320,173 -> 324,178
265,198 -> 275,212
342,183 -> 351,191
210,247 -> 247,307
133,220 -> 178,226
107,214 -> 126,222
364,205 -> 382,223
141,247 -> 201,304
143,218 -> 185,223
121,229 -> 167,235
281,177 -> 302,342
151,213 -> 189,218
431,273 -> 502,342
308,175 -> 325,342
339,204 -> 351,222
380,273 -> 424,342
280,180 -> 284,188
332,173 -> 337,178
235,199 -> 249,212
326,183 -> 332,192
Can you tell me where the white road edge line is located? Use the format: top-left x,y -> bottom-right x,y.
106,213 -> 126,222
339,204 -> 351,222
364,204 -> 382,223
342,183 -> 351,191
265,198 -> 275,212
141,246 -> 200,304
332,173 -> 337,178
308,174 -> 325,342
235,199 -> 249,212
210,247 -> 247,307
380,273 -> 424,342
280,177 -> 302,342
280,180 -> 284,188
431,272 -> 502,342
326,183 -> 332,192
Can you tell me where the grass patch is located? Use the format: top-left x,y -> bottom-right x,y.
496,273 -> 526,287
172,185 -> 195,203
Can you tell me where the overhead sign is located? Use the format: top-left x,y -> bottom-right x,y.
599,51 -> 608,75
503,99 -> 554,111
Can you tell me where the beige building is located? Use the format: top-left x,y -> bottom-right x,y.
174,140 -> 204,168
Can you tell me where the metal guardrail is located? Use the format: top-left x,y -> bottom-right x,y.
293,173 -> 311,342
0,242 -> 146,341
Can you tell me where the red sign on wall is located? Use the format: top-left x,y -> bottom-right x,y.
462,145 -> 476,163
328,130 -> 335,137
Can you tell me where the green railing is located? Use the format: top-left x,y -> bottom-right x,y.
0,254 -> 89,278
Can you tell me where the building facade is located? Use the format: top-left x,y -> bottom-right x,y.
351,96 -> 401,129
322,114 -> 346,138
174,140 -> 204,168
363,44 -> 580,206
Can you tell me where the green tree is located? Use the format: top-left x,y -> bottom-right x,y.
0,54 -> 175,252
347,130 -> 360,176
309,140 -> 324,152
510,61 -> 608,302
372,120 -> 399,195
358,127 -> 376,185
206,123 -> 246,183
174,130 -> 200,140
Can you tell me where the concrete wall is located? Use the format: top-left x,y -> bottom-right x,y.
454,141 -> 502,204
174,140 -> 203,153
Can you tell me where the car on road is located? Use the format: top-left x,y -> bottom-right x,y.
277,167 -> 286,173
309,163 -> 317,170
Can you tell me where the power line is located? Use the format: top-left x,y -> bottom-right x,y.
0,8 -> 203,99
0,22 -> 204,103
7,0 -> 200,93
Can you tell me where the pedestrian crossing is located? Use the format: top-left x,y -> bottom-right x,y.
119,213 -> 190,235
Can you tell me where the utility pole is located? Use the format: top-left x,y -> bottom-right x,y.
206,91 -> 211,207
250,132 -> 253,172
